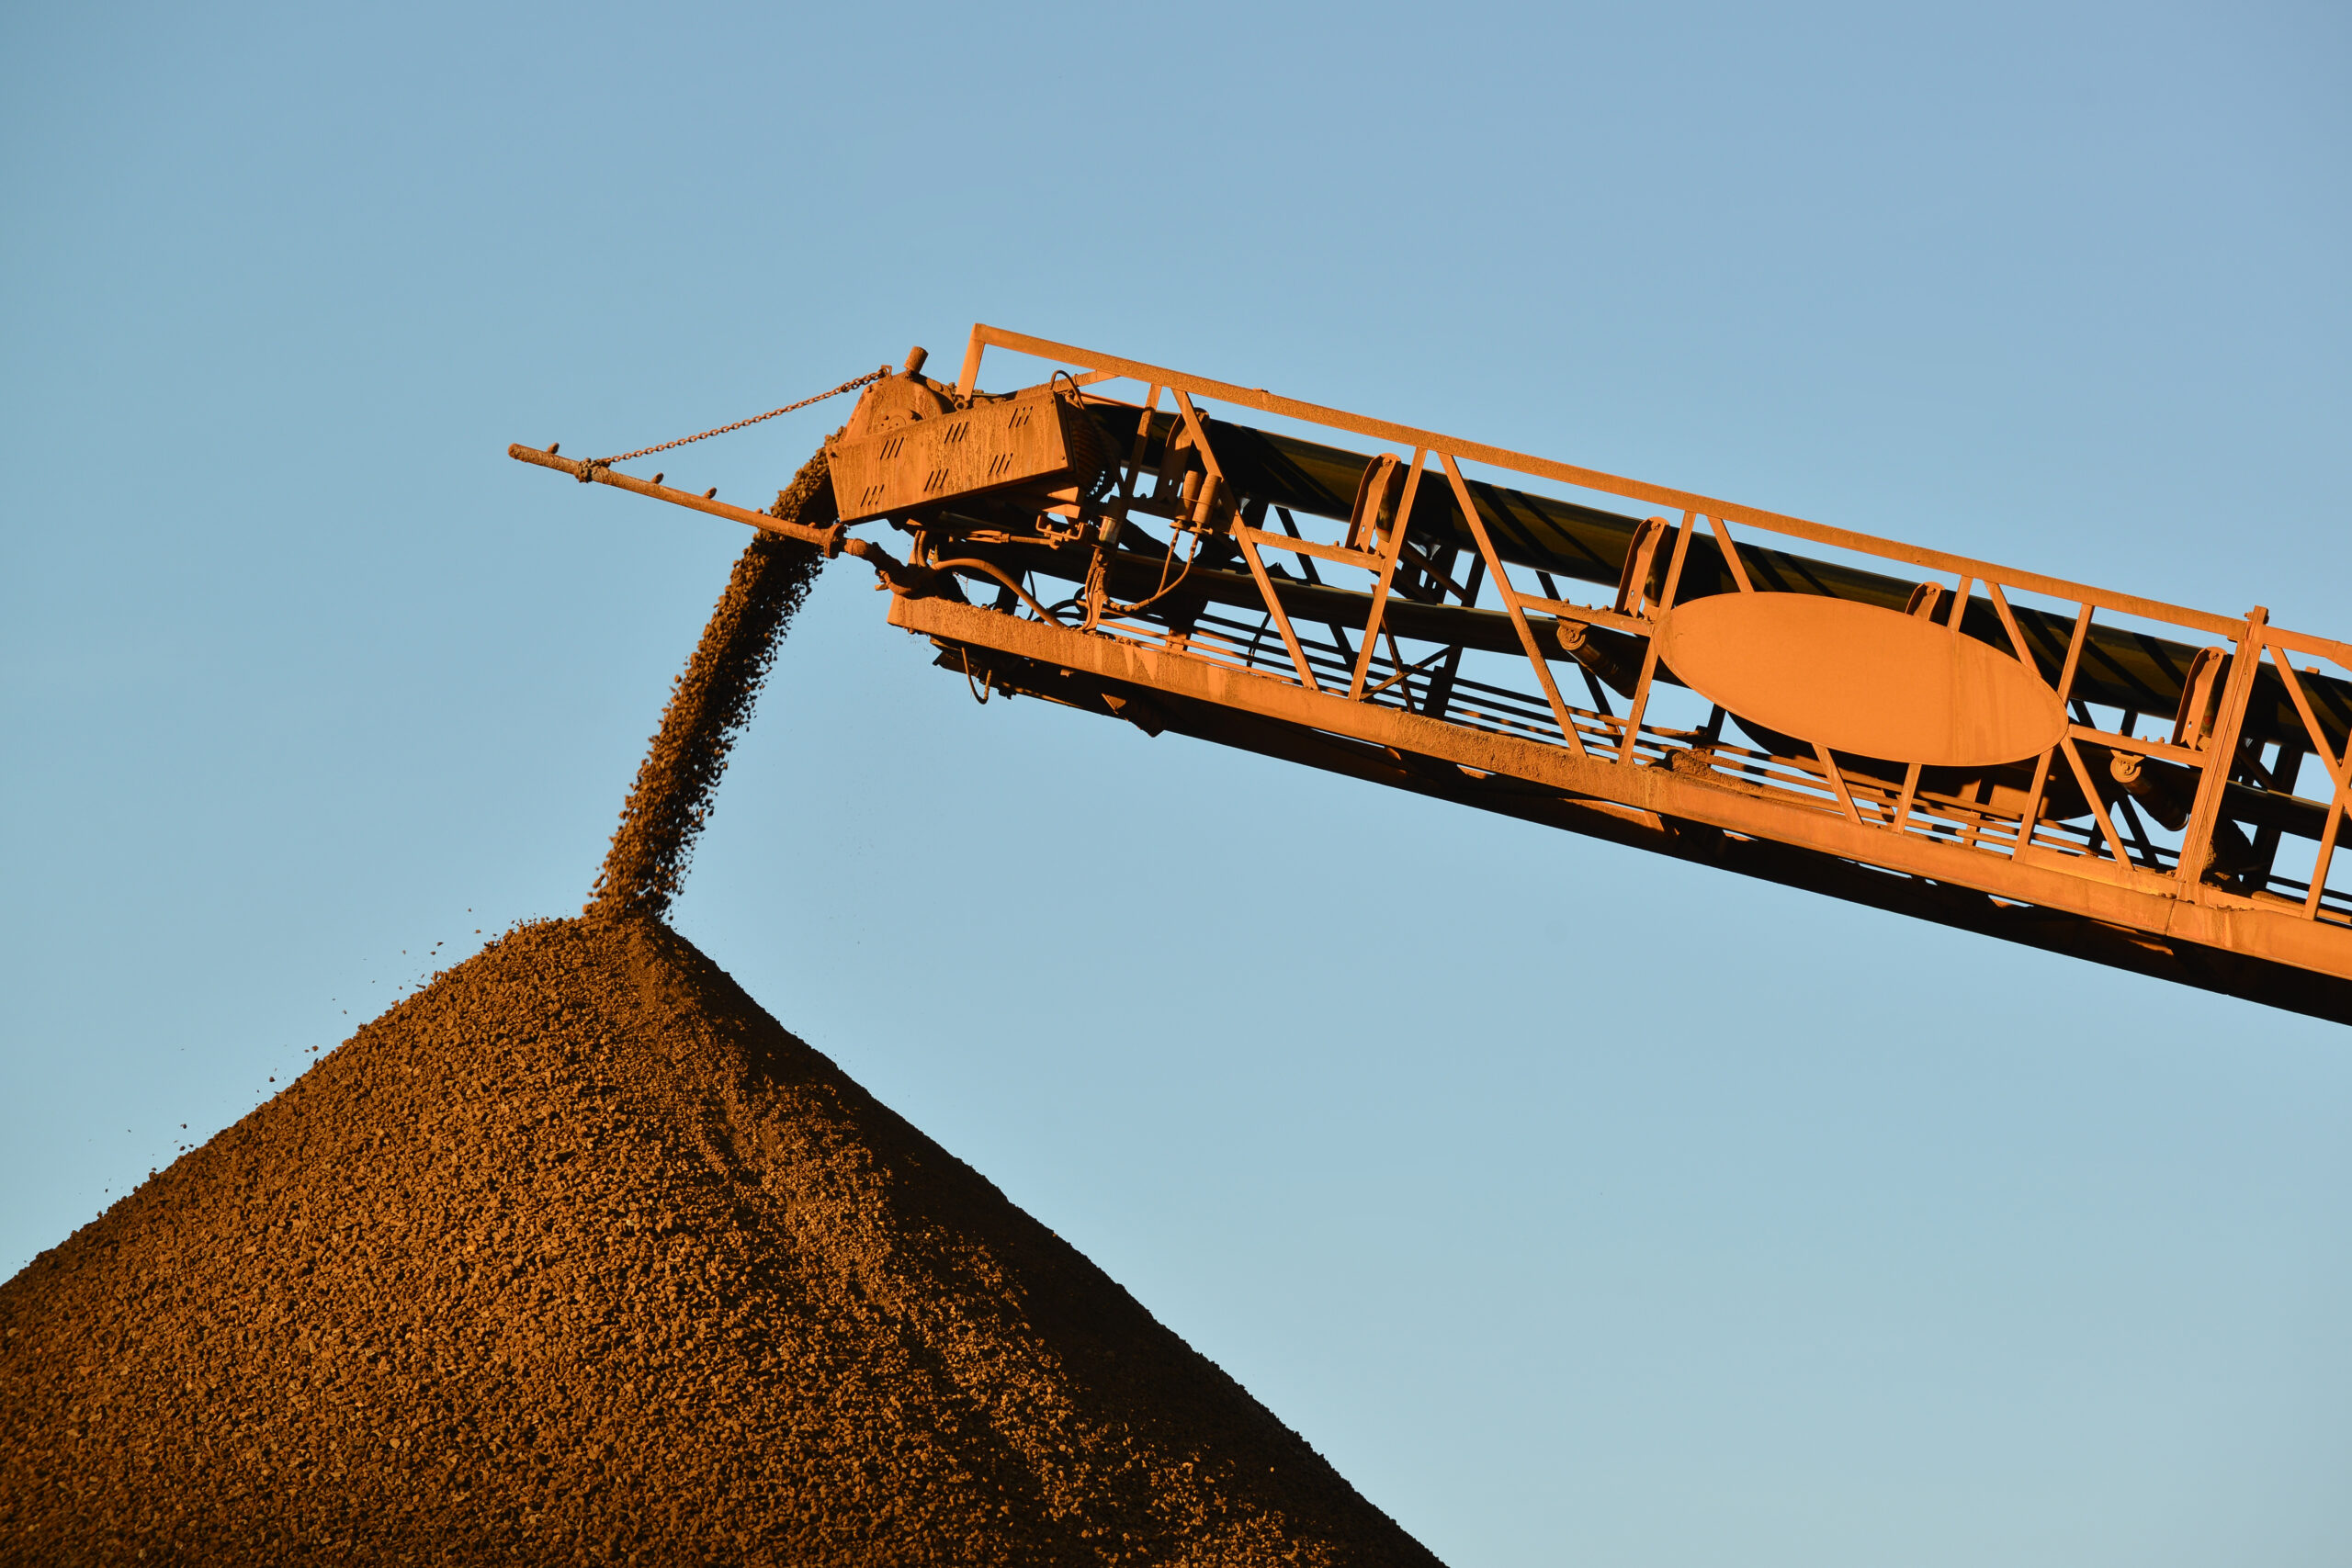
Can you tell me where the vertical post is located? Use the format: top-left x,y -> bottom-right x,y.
2175,607 -> 2268,890
2312,795 -> 2347,919
2013,602 -> 2095,857
1350,451 -> 1426,698
1440,454 -> 1588,758
1616,513 -> 1696,766
1885,579 -> 1975,837
2272,653 -> 2351,919
1173,389 -> 1319,693
1125,387 -> 1162,475
954,326 -> 989,401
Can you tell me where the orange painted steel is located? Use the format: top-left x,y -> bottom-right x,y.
512,328 -> 2352,1024
1657,593 -> 2068,768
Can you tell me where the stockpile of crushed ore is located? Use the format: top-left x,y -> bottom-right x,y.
588,446 -> 836,922
0,916 -> 1440,1566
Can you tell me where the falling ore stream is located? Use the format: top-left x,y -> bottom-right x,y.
587,444 -> 837,923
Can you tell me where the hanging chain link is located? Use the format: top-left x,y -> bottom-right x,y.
590,366 -> 894,470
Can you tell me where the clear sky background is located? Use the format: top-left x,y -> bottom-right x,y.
5,4 -> 2348,1563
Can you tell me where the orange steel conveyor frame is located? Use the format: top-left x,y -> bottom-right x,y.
512,324 -> 2352,1023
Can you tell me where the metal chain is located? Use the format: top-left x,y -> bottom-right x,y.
592,366 -> 893,468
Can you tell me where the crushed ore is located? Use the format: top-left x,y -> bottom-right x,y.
587,445 -> 836,922
0,917 -> 1440,1566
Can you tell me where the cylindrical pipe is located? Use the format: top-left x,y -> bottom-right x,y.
508,440 -> 924,593
507,443 -> 838,551
1555,619 -> 1645,698
2109,748 -> 2197,832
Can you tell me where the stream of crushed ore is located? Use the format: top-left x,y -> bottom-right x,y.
587,445 -> 837,923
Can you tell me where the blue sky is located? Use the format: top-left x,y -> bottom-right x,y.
5,4 -> 2347,1563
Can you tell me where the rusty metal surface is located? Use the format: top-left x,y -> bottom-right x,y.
1089,406 -> 2352,756
831,393 -> 1085,523
961,325 -> 2256,636
510,326 -> 2352,1021
894,592 -> 2352,1016
902,593 -> 2352,1023
507,444 -> 841,548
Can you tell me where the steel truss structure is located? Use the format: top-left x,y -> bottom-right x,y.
514,325 -> 2352,1023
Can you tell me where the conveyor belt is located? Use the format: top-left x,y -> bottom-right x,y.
505,328 -> 2352,1022
1094,407 -> 2352,756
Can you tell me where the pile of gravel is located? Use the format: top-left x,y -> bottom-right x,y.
0,915 -> 1438,1566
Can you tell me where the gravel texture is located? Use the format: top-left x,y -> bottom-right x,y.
0,916 -> 1441,1565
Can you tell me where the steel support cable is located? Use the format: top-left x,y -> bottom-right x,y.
584,367 -> 894,472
